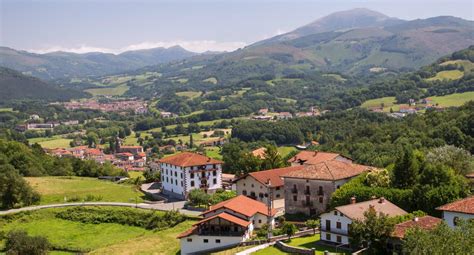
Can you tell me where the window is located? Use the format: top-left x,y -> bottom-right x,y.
453,217 -> 459,226
191,181 -> 195,187
243,183 -> 246,186
213,179 -> 217,184
242,190 -> 247,195
276,187 -> 280,190
337,235 -> 342,243
319,197 -> 323,203
213,171 -> 216,176
259,193 -> 264,198
336,222 -> 341,229
190,173 -> 194,178
276,194 -> 280,198
326,233 -> 331,241
203,239 -> 208,243
340,212 -> 344,217
187,238 -> 192,242
216,239 -> 221,243
258,219 -> 262,223
251,184 -> 254,188
213,164 -> 217,169
334,211 -> 337,215
336,185 -> 340,189
293,195 -> 297,201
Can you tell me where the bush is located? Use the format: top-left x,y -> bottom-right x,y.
5,230 -> 50,255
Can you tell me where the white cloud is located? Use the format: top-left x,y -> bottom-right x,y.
28,40 -> 248,54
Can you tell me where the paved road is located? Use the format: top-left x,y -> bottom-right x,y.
0,201 -> 201,216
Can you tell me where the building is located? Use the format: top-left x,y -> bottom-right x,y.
276,112 -> 292,120
159,152 -> 223,199
178,195 -> 276,254
436,196 -> 474,228
251,147 -> 267,159
200,137 -> 227,147
234,166 -> 304,215
288,150 -> 352,166
258,108 -> 269,115
319,197 -> 407,245
119,145 -> 144,155
388,216 -> 442,253
282,160 -> 369,216
221,173 -> 236,190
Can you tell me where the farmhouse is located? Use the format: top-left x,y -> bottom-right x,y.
388,216 -> 442,253
436,196 -> 474,228
282,160 -> 369,216
287,150 -> 352,166
178,195 -> 276,254
234,165 -> 304,215
159,152 -> 223,199
319,197 -> 407,245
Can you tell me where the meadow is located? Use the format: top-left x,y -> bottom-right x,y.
28,136 -> 73,149
426,70 -> 464,81
25,176 -> 144,204
85,84 -> 129,96
252,234 -> 349,255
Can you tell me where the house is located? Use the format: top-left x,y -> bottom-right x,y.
62,120 -> 79,126
319,197 -> 407,245
161,111 -> 173,118
234,166 -> 304,215
178,195 -> 276,254
258,108 -> 268,115
282,160 -> 369,216
436,196 -> 474,228
159,152 -> 223,199
399,106 -> 417,114
119,145 -> 144,155
288,150 -> 352,166
251,147 -> 267,159
200,137 -> 227,147
276,112 -> 292,120
221,173 -> 236,190
134,107 -> 148,114
388,216 -> 442,253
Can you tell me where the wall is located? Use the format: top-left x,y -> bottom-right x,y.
320,210 -> 352,245
180,234 -> 245,255
442,211 -> 474,228
275,241 -> 315,255
284,178 -> 335,216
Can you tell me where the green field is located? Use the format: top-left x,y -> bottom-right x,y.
205,146 -> 223,160
440,60 -> 474,72
203,77 -> 218,84
0,107 -> 15,112
430,91 -> 474,107
252,234 -> 349,255
360,96 -> 396,110
0,208 -> 195,254
85,84 -> 129,96
277,146 -> 297,158
176,91 -> 202,99
426,70 -> 464,81
29,136 -> 73,149
25,176 -> 144,204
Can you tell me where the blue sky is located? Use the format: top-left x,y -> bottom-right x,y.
1,0 -> 473,53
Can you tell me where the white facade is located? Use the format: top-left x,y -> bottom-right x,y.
180,234 -> 247,255
441,211 -> 474,228
320,209 -> 353,245
161,162 -> 222,199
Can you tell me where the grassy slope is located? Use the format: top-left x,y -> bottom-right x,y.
28,136 -> 73,149
26,176 -> 144,204
176,91 -> 202,99
85,84 -> 129,96
253,234 -> 349,255
277,146 -> 297,158
426,70 -> 464,81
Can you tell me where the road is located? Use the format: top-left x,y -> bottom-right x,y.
0,201 -> 202,216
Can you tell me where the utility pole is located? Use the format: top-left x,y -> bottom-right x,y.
266,179 -> 273,240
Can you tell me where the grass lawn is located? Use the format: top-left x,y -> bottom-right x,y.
128,171 -> 144,181
176,91 -> 202,99
426,70 -> 464,81
25,176 -> 144,204
85,84 -> 129,96
360,96 -> 396,109
253,234 -> 350,255
203,77 -> 218,84
0,208 -> 195,254
205,146 -> 223,160
277,146 -> 297,158
430,91 -> 474,107
29,136 -> 73,149
211,245 -> 257,255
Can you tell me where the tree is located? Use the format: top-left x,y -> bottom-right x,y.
349,207 -> 395,254
5,230 -> 51,255
261,144 -> 286,170
189,134 -> 194,148
0,164 -> 40,209
392,148 -> 422,188
188,189 -> 210,207
86,132 -> 98,148
281,222 -> 298,240
305,219 -> 320,235
209,190 -> 236,205
426,145 -> 474,176
365,168 -> 390,187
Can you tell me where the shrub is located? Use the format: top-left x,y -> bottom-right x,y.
5,230 -> 50,255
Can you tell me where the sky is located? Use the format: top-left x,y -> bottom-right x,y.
1,0 -> 473,54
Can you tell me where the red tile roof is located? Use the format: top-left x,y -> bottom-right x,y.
194,212 -> 250,228
282,160 -> 369,181
392,216 -> 442,239
120,146 -> 143,149
335,198 -> 407,221
176,226 -> 197,238
436,196 -> 474,214
247,166 -> 304,187
288,150 -> 349,165
205,195 -> 276,217
158,152 -> 223,167
251,147 -> 267,159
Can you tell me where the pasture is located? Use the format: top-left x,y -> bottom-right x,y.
28,136 -> 73,149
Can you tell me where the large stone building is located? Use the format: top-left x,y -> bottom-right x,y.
282,160 -> 370,216
288,150 -> 352,166
234,166 -> 304,215
319,197 -> 407,245
436,196 -> 474,228
159,152 -> 223,199
178,195 -> 276,254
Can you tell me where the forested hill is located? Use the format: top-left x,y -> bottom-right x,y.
0,67 -> 89,102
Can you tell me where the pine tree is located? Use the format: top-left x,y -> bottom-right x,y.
392,148 -> 421,188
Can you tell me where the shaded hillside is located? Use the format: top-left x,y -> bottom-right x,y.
0,67 -> 89,101
0,46 -> 197,80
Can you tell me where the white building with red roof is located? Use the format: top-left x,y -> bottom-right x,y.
159,152 -> 223,199
436,196 -> 474,228
178,195 -> 276,254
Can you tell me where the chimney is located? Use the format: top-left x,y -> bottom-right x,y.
413,217 -> 419,222
350,196 -> 356,204
379,197 -> 385,204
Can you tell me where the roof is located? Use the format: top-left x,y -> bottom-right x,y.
282,160 -> 368,181
246,166 -> 304,187
222,173 -> 236,180
158,152 -> 223,167
204,195 -> 277,217
335,198 -> 407,221
251,147 -> 267,159
436,196 -> 474,215
194,212 -> 250,228
391,216 -> 442,239
176,226 -> 197,238
288,150 -> 348,165
120,146 -> 143,149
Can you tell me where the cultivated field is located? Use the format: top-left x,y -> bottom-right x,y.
85,84 -> 129,96
25,176 -> 144,204
28,136 -> 73,149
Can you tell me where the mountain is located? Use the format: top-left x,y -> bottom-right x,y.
0,46 -> 197,80
0,67 -> 89,101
